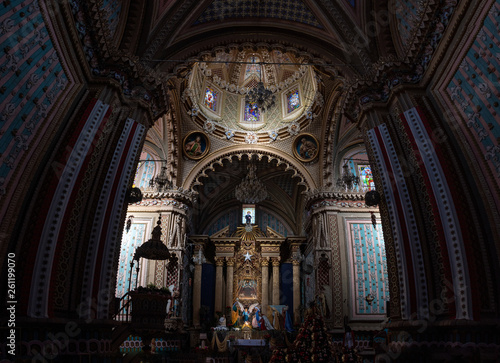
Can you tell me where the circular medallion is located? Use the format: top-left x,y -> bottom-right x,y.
182,131 -> 210,160
293,133 -> 319,162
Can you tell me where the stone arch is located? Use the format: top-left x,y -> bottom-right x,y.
182,145 -> 317,192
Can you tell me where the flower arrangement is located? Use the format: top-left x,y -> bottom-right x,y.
135,283 -> 171,295
195,346 -> 209,353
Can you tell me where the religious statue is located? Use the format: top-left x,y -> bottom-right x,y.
313,213 -> 327,248
172,289 -> 180,317
169,214 -> 185,248
270,305 -> 294,332
245,211 -> 252,225
231,300 -> 260,328
215,316 -> 228,331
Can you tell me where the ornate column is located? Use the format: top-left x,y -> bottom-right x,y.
292,259 -> 301,324
192,245 -> 206,328
226,257 -> 235,308
214,257 -> 224,314
261,257 -> 269,314
304,191 -> 343,328
272,257 -> 281,305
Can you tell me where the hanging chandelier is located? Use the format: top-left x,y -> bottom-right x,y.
149,165 -> 172,192
245,82 -> 276,112
244,62 -> 276,112
336,163 -> 360,192
235,162 -> 268,203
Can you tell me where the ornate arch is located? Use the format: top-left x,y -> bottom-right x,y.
182,145 -> 317,191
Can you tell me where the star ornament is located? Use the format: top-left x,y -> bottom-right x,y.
244,251 -> 253,261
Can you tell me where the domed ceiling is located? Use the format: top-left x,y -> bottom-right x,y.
181,47 -> 323,143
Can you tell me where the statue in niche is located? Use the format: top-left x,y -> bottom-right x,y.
169,214 -> 184,248
245,210 -> 252,225
313,213 -> 327,248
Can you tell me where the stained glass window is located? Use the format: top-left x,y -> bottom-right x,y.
358,165 -> 375,190
204,86 -> 218,112
134,153 -> 155,189
245,56 -> 261,80
287,88 -> 300,113
242,204 -> 255,224
244,100 -> 260,123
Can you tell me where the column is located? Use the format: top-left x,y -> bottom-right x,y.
214,257 -> 224,314
272,257 -> 280,305
192,246 -> 206,328
226,257 -> 235,308
261,257 -> 269,314
292,259 -> 300,324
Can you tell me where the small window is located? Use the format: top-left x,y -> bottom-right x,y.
242,204 -> 255,224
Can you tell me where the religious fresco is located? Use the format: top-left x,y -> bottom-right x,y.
293,133 -> 319,162
182,131 -> 210,160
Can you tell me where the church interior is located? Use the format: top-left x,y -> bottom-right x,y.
1,0 -> 500,362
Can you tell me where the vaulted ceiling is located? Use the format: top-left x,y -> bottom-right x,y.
194,156 -> 305,235
116,0 -> 399,79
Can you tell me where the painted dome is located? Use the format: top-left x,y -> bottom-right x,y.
182,47 -> 323,143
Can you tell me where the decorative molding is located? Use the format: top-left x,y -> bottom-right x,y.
182,145 -> 317,191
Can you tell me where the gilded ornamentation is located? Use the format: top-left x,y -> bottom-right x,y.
215,257 -> 225,266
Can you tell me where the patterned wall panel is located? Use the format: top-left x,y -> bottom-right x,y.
328,214 -> 343,327
206,207 -> 240,235
115,222 -> 148,298
346,220 -> 389,318
0,0 -> 68,195
100,0 -> 122,38
447,1 -> 500,179
194,0 -> 323,28
257,208 -> 289,237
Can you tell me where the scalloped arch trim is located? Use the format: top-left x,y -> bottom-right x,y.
182,145 -> 317,191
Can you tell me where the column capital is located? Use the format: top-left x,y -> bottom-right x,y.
271,257 -> 281,266
261,257 -> 270,267
215,257 -> 225,266
292,259 -> 301,266
226,257 -> 235,266
192,246 -> 206,265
